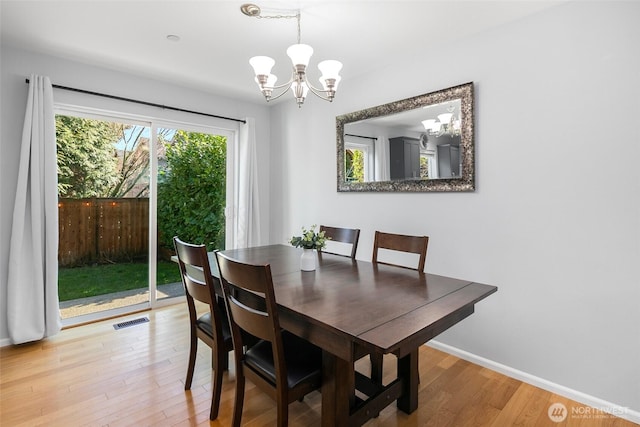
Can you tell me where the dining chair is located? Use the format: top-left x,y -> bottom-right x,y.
215,251 -> 323,427
372,230 -> 429,272
370,230 -> 429,384
173,237 -> 234,421
319,225 -> 360,259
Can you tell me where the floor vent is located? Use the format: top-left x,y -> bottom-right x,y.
113,317 -> 149,330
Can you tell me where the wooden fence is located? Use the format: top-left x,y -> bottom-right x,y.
58,198 -> 149,267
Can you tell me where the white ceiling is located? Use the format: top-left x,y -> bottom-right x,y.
1,1 -> 564,105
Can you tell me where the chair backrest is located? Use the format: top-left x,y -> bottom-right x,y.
174,237 -> 218,305
372,231 -> 429,272
173,236 -> 228,338
319,225 -> 360,259
215,252 -> 287,386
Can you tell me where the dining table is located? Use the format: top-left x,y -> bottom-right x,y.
217,244 -> 497,427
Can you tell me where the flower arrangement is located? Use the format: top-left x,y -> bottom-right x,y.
289,224 -> 330,250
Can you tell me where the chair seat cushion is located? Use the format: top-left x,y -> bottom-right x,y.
197,309 -> 232,342
244,331 -> 322,389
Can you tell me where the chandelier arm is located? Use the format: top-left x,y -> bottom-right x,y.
265,81 -> 294,102
269,77 -> 294,91
306,82 -> 334,101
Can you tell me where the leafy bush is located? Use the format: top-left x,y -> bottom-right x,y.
157,131 -> 226,251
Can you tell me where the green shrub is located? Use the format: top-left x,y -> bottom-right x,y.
157,131 -> 226,251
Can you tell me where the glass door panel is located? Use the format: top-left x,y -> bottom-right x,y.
56,115 -> 151,320
155,127 -> 227,303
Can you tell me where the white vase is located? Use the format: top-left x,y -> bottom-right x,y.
300,249 -> 317,271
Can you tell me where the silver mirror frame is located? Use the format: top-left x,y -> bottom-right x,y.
337,82 -> 475,192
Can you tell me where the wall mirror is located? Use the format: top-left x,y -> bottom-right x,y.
337,82 -> 474,192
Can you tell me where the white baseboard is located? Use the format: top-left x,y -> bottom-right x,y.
0,337 -> 11,347
427,340 -> 640,425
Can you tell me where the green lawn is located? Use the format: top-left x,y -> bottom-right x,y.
58,260 -> 182,302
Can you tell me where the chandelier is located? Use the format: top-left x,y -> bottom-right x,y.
421,105 -> 461,137
241,3 -> 343,107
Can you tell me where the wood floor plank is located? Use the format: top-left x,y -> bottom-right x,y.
1,304 -> 637,427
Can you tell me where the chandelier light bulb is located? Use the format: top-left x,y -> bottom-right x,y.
254,73 -> 278,90
249,56 -> 275,76
437,113 -> 453,125
318,60 -> 342,80
422,119 -> 437,131
264,74 -> 277,88
286,44 -> 314,67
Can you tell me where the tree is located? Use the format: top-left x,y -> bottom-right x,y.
107,125 -> 150,198
157,131 -> 227,251
56,116 -> 156,198
420,156 -> 429,178
345,148 -> 365,182
56,115 -> 121,197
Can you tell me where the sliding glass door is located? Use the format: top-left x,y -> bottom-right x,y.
56,109 -> 233,323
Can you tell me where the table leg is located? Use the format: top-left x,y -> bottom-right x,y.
322,349 -> 355,427
397,347 -> 419,413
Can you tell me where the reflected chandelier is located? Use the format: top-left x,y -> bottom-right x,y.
421,105 -> 461,137
241,3 -> 343,107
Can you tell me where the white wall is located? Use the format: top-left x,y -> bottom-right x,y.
271,1 -> 640,416
0,46 -> 272,342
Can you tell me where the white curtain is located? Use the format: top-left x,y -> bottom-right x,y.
232,117 -> 261,248
7,74 -> 61,344
375,136 -> 390,181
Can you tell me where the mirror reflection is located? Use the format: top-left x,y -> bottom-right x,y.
337,82 -> 474,192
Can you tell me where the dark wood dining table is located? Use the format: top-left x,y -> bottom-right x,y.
219,244 -> 497,427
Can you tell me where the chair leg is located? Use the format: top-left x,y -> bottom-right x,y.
276,396 -> 288,427
221,348 -> 229,371
185,333 -> 198,390
210,345 -> 228,371
209,347 -> 225,420
232,372 -> 245,427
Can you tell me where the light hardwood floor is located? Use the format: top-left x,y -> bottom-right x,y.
1,304 -> 636,427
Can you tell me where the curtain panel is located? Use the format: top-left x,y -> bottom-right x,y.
233,117 -> 261,249
7,74 -> 61,344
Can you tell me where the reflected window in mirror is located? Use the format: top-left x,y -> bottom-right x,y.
420,153 -> 434,179
345,136 -> 374,182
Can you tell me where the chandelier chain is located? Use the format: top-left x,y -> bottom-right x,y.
254,14 -> 297,19
254,11 -> 301,44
